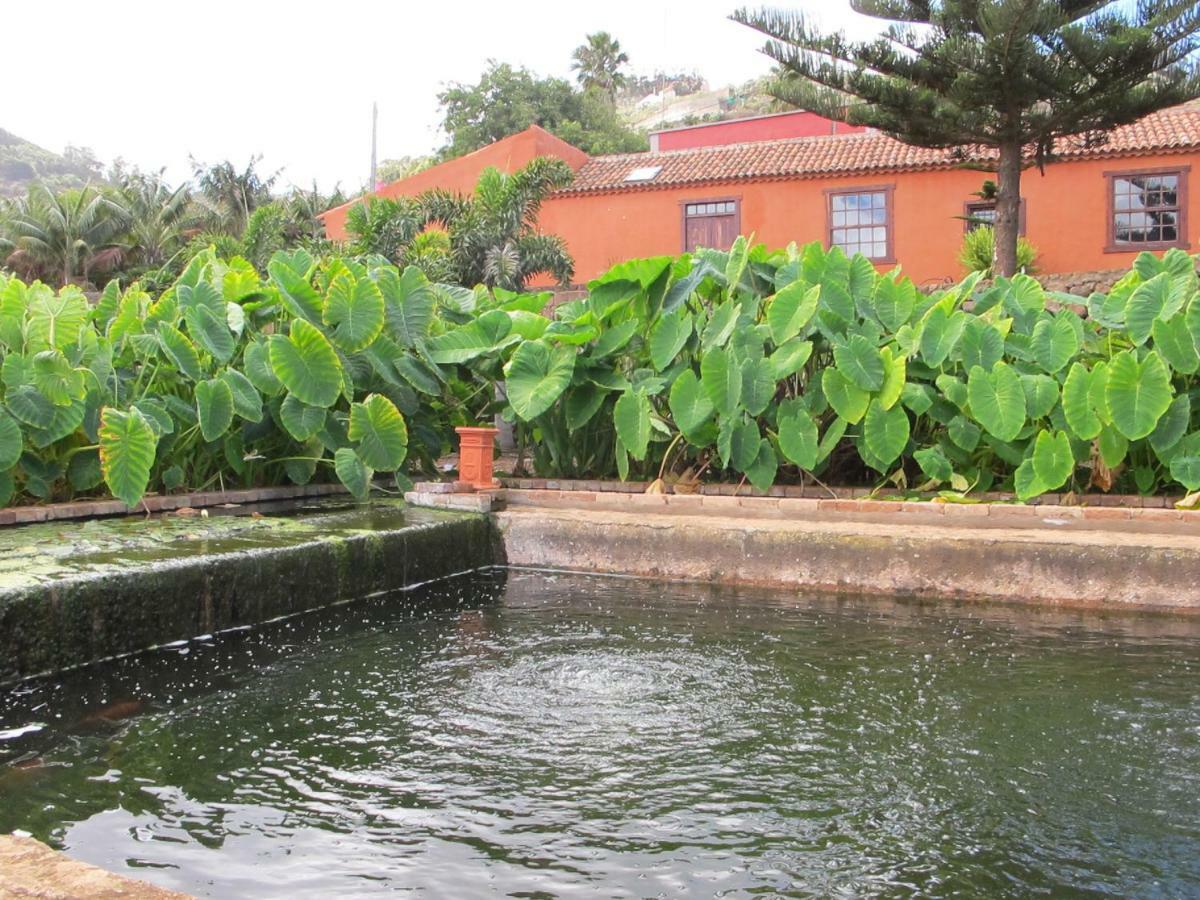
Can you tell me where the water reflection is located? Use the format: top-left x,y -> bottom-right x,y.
2,570 -> 1199,897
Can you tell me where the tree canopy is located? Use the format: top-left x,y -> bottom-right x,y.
437,61 -> 647,159
733,0 -> 1200,275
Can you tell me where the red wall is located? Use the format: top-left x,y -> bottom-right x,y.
653,111 -> 866,152
537,151 -> 1200,287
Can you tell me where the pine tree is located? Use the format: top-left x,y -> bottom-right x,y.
732,1 -> 1200,276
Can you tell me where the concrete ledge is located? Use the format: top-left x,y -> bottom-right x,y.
0,502 -> 499,683
494,505 -> 1200,611
0,834 -> 188,898
0,482 -> 353,526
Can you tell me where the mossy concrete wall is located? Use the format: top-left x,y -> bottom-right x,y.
0,501 -> 500,683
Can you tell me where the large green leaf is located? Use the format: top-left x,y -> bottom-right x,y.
99,407 -> 156,508
323,274 -> 386,353
833,334 -> 884,391
740,359 -> 775,417
334,446 -> 372,500
871,276 -> 915,332
503,340 -> 576,421
863,400 -> 909,467
426,310 -> 515,364
0,410 -> 22,471
1150,394 -> 1190,456
701,302 -> 739,350
280,393 -> 327,441
1032,429 -> 1074,490
669,369 -> 714,440
648,311 -> 693,371
348,393 -> 408,470
959,318 -> 1004,371
378,265 -> 435,349
195,377 -> 234,442
1124,272 -> 1170,346
157,323 -> 203,382
565,384 -> 608,430
766,281 -> 820,344
744,439 -> 777,492
27,286 -> 88,351
240,341 -> 281,397
778,411 -> 818,469
914,445 -> 953,483
268,319 -> 343,408
768,338 -> 813,381
268,258 -> 324,324
220,369 -> 263,423
1030,313 -> 1079,374
1062,362 -> 1101,440
821,367 -> 869,424
700,346 -> 742,417
31,350 -> 84,406
1152,314 -> 1199,374
1105,350 -> 1172,440
967,363 -> 1025,441
614,389 -> 652,460
877,347 -> 905,410
919,306 -> 966,368
184,302 -> 235,364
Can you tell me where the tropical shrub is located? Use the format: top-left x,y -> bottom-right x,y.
959,225 -> 1037,276
0,248 -> 483,507
435,238 -> 1200,501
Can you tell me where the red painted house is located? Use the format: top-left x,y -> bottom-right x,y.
321,107 -> 1200,287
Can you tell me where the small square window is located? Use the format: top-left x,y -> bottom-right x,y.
828,190 -> 891,260
1109,169 -> 1187,250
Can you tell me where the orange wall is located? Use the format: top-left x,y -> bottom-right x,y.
320,126 -> 588,241
537,151 -> 1200,286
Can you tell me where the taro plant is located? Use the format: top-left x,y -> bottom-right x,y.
0,246 -> 475,508
433,235 -> 1200,502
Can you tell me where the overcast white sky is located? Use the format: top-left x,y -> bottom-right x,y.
4,1 -> 870,192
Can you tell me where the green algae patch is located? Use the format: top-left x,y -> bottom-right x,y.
0,500 -> 498,683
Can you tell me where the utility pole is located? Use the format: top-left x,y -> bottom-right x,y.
369,102 -> 378,193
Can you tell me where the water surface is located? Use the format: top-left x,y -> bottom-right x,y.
2,570 -> 1199,897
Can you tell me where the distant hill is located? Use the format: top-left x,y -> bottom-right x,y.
619,75 -> 780,133
0,128 -> 105,198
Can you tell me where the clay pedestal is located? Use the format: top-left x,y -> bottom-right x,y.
455,426 -> 500,490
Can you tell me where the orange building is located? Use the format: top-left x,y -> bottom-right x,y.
321,106 -> 1200,287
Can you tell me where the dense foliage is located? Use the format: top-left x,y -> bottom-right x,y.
3,238 -> 1200,510
732,0 -> 1200,277
0,249 -> 489,507
345,158 -> 575,290
437,62 -> 647,159
473,239 -> 1200,501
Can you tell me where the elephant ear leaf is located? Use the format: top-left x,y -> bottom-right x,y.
323,274 -> 386,353
99,407 -> 156,508
348,394 -> 408,471
268,319 -> 343,408
334,446 -> 372,501
503,340 -> 576,421
195,377 -> 234,442
967,362 -> 1025,441
1105,350 -> 1172,440
614,389 -> 652,461
268,257 -> 324,324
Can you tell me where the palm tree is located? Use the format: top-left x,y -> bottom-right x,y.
119,170 -> 192,269
571,32 -> 630,101
4,184 -> 129,286
430,157 -> 576,290
190,155 -> 279,235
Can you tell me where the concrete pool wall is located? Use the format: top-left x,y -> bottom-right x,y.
3,484 -> 1200,683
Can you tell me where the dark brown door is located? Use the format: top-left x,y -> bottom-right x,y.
683,200 -> 740,251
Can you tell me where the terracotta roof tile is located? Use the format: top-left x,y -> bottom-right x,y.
558,105 -> 1200,196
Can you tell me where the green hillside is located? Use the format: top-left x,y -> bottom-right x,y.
0,128 -> 103,197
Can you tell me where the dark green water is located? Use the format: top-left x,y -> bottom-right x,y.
2,570 -> 1199,898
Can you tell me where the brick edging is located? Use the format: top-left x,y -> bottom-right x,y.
0,483 -> 351,526
497,477 -> 1184,509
